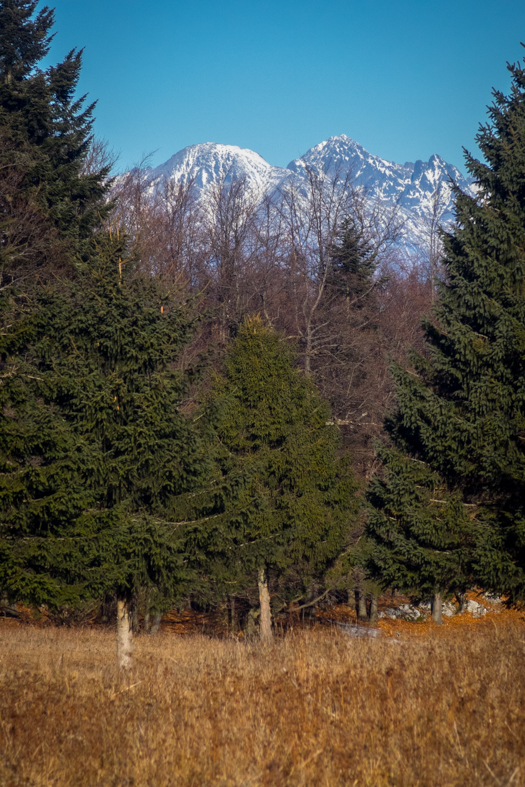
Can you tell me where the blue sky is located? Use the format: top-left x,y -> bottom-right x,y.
45,0 -> 525,174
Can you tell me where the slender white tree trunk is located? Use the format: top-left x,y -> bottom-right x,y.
117,596 -> 133,668
258,567 -> 273,643
304,324 -> 313,378
431,592 -> 443,625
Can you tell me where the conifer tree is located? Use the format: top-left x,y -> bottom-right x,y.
0,0 -> 111,324
202,317 -> 359,641
0,2 -> 122,636
327,216 -> 377,305
366,54 -> 525,609
0,1 -> 111,272
0,235 -> 206,665
366,445 -> 473,621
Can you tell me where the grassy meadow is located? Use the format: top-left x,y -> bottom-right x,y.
0,610 -> 524,787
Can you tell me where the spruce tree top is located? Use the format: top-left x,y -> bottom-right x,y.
0,1 -> 53,83
328,216 -> 377,303
0,1 -> 110,249
403,55 -> 525,491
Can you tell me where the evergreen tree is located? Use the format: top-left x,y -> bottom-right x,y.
0,235 -> 206,665
0,4 -> 207,664
366,445 -> 473,621
327,216 -> 378,305
0,0 -> 110,287
366,55 -> 525,610
201,317 -> 359,640
0,1 -> 114,514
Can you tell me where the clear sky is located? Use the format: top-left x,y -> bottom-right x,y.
44,0 -> 525,174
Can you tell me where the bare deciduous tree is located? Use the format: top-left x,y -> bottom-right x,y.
201,174 -> 262,340
421,183 -> 449,303
80,137 -> 118,178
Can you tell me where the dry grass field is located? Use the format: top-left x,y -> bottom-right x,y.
1,610 -> 524,787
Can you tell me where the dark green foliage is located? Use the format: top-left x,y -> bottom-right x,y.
367,55 -> 525,601
200,317 -> 359,600
0,4 -> 170,610
0,236 -> 206,607
0,0 -> 110,284
366,445 -> 473,599
0,1 -> 53,83
327,216 -> 377,304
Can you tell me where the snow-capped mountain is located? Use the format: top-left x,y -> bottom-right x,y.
132,135 -> 476,253
146,142 -> 289,194
289,134 -> 475,222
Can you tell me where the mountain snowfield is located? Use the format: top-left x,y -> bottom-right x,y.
140,134 -> 476,254
147,142 -> 289,194
289,135 -> 474,219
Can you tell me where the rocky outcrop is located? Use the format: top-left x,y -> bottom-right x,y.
378,594 -> 502,622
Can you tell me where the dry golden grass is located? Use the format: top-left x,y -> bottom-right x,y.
1,611 -> 524,787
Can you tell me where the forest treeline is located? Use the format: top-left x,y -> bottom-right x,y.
1,2 -> 525,666
111,140 -> 433,467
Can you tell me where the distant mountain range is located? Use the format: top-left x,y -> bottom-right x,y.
138,134 -> 476,254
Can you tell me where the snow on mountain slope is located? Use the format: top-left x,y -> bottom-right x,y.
131,135 -> 476,254
288,134 -> 475,221
147,142 -> 289,194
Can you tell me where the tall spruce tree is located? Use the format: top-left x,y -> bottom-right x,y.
0,1 -> 120,627
201,317 -> 359,641
366,54 -> 525,612
0,235 -> 206,665
0,2 -> 112,375
0,1 -> 111,281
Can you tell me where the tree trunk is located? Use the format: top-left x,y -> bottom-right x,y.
230,596 -> 236,633
1,595 -> 18,617
304,323 -> 313,378
258,567 -> 273,643
431,592 -> 443,625
117,596 -> 133,668
131,596 -> 140,634
368,595 -> 378,625
144,610 -> 150,633
456,592 -> 467,613
356,590 -> 368,621
149,612 -> 162,635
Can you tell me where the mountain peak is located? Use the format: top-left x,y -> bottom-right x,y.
128,135 -> 475,255
150,141 -> 288,191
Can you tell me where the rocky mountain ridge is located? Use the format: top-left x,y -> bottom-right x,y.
138,135 -> 477,254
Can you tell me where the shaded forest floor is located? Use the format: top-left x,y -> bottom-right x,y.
1,589 -> 509,636
1,605 -> 524,787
